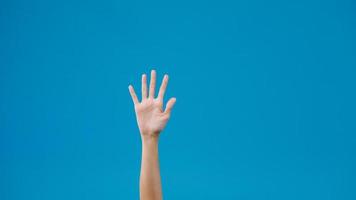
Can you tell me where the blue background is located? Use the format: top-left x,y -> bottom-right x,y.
1,0 -> 356,199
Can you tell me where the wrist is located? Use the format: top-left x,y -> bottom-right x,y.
141,132 -> 160,142
141,134 -> 159,149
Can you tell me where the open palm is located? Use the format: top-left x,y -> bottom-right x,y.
128,70 -> 176,137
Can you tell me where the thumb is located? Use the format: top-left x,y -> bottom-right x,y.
164,97 -> 176,114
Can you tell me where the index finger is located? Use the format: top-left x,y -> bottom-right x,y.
158,74 -> 168,100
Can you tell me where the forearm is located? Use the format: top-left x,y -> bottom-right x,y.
140,135 -> 162,200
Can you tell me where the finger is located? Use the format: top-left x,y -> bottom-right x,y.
141,74 -> 147,100
149,69 -> 156,99
164,97 -> 176,114
128,85 -> 139,104
158,74 -> 168,100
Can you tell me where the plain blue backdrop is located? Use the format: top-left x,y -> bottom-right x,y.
1,0 -> 356,199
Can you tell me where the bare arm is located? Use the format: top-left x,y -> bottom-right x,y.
128,69 -> 176,200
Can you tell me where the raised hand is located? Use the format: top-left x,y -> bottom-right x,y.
128,69 -> 176,138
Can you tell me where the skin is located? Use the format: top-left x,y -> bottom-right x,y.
128,69 -> 176,200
